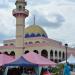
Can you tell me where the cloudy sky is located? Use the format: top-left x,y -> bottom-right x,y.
0,0 -> 75,47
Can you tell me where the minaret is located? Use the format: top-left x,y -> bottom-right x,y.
12,0 -> 29,51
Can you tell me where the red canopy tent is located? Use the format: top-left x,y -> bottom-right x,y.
23,52 -> 56,66
0,54 -> 14,66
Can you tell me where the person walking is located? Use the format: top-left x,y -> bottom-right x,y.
63,63 -> 71,75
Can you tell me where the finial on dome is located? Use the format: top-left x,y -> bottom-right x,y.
16,0 -> 26,3
33,15 -> 36,25
16,0 -> 25,1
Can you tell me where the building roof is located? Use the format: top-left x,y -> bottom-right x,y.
24,25 -> 48,38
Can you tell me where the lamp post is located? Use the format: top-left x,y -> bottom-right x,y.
65,43 -> 68,63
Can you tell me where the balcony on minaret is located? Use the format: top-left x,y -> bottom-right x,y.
12,9 -> 29,17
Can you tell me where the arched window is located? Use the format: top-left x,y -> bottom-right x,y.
59,51 -> 61,57
59,59 -> 61,62
4,44 -> 8,46
50,59 -> 53,61
23,7 -> 25,10
36,33 -> 41,37
55,59 -> 58,63
10,51 -> 15,56
33,50 -> 39,54
24,50 -> 29,54
62,52 -> 65,59
29,42 -> 33,44
42,41 -> 45,43
25,34 -> 30,38
4,51 -> 9,55
10,43 -> 14,46
55,51 -> 57,57
42,34 -> 45,37
25,42 -> 28,44
42,34 -> 47,38
18,5 -> 22,10
50,50 -> 53,57
31,33 -> 35,37
35,41 -> 40,43
41,50 -> 48,58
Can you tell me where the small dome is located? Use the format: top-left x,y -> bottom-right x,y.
24,25 -> 48,38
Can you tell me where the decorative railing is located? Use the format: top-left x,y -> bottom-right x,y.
13,9 -> 29,16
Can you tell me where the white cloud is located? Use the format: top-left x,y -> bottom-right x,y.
29,0 -> 75,47
0,0 -> 9,8
0,0 -> 75,47
0,11 -> 14,33
0,2 -> 16,41
27,11 -> 65,28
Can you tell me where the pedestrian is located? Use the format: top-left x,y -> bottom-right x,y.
63,62 -> 71,75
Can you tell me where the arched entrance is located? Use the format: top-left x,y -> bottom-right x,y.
41,50 -> 48,58
4,51 -> 9,55
55,51 -> 57,57
55,59 -> 58,63
10,51 -> 15,56
62,52 -> 65,60
59,51 -> 61,57
50,50 -> 53,57
0,52 -> 2,54
33,50 -> 39,54
24,50 -> 29,54
50,50 -> 53,61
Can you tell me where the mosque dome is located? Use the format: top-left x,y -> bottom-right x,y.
24,25 -> 48,38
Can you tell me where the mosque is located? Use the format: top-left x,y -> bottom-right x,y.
0,0 -> 75,63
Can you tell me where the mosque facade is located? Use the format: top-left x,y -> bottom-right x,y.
0,0 -> 75,63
